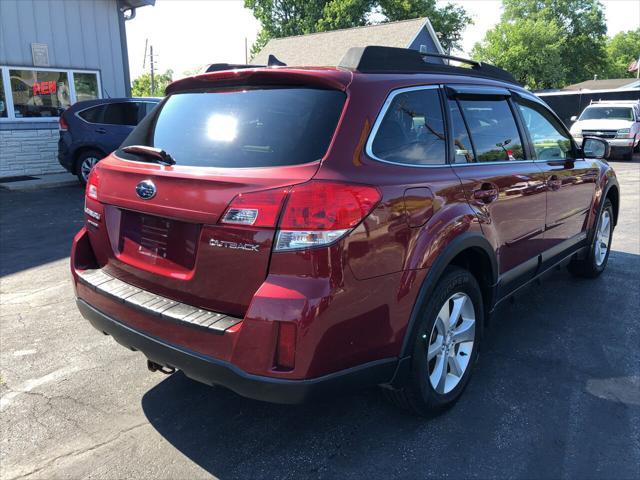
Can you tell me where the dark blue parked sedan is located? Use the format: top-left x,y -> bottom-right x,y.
58,97 -> 161,183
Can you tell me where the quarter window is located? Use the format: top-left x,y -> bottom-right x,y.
448,100 -> 475,164
9,69 -> 71,118
371,88 -> 446,165
517,102 -> 574,160
457,99 -> 524,162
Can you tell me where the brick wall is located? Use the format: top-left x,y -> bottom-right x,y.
0,128 -> 65,178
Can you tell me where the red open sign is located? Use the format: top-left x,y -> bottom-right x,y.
32,81 -> 57,96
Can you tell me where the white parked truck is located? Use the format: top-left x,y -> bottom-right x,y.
569,100 -> 640,160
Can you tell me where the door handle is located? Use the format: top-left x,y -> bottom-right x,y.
472,183 -> 499,204
95,128 -> 107,134
547,176 -> 562,191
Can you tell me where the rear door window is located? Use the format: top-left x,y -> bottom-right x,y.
142,88 -> 345,168
458,99 -> 524,162
102,102 -> 141,126
370,87 -> 446,165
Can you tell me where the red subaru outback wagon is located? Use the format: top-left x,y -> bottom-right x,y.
72,47 -> 619,415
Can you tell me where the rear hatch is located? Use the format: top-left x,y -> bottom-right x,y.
87,80 -> 347,317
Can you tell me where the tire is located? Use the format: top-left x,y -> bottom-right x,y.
622,148 -> 633,161
75,150 -> 103,185
568,199 -> 613,278
634,136 -> 639,154
383,266 -> 483,416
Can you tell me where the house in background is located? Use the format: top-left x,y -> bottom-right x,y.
251,18 -> 444,67
0,0 -> 154,179
560,78 -> 640,91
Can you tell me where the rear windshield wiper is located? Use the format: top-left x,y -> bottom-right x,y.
121,145 -> 176,166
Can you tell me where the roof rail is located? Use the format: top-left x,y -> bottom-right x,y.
338,46 -> 520,85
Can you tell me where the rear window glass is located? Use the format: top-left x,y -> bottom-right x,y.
458,99 -> 524,162
147,88 -> 345,168
579,107 -> 634,121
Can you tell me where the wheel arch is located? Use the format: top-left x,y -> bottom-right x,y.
604,184 -> 619,226
398,232 -> 497,359
73,146 -> 106,174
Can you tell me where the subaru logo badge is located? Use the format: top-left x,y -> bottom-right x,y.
135,179 -> 156,200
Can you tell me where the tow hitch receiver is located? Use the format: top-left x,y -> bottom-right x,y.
147,360 -> 176,375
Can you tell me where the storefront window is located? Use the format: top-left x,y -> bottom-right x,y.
74,72 -> 99,102
0,75 -> 7,118
9,69 -> 71,118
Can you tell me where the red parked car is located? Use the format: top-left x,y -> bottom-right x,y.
71,47 -> 619,415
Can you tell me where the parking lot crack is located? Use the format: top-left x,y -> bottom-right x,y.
6,422 -> 149,480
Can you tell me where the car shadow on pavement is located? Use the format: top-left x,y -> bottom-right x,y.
141,251 -> 640,479
0,185 -> 84,276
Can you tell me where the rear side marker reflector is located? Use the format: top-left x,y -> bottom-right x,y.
274,321 -> 297,370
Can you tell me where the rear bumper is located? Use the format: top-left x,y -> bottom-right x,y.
57,136 -> 74,172
77,298 -> 397,404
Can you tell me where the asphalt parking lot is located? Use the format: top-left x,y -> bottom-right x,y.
1,158 -> 639,479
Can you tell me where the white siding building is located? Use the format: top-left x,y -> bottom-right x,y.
0,0 -> 153,178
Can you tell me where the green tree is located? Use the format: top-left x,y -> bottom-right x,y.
472,18 -> 566,89
378,0 -> 471,52
316,0 -> 371,32
245,0 -> 471,57
473,0 -> 607,88
245,0 -> 329,56
131,69 -> 173,97
604,29 -> 640,78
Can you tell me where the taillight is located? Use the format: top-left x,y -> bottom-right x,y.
219,181 -> 381,251
86,168 -> 99,200
59,114 -> 69,132
220,187 -> 289,227
275,181 -> 381,251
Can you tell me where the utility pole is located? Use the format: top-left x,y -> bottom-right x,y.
150,45 -> 155,95
245,37 -> 248,64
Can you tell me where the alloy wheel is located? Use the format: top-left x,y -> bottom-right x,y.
426,292 -> 476,394
594,209 -> 611,266
81,157 -> 99,182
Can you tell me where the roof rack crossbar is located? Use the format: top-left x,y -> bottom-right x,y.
418,51 -> 480,67
338,46 -> 519,86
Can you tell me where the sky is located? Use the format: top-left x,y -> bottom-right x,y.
126,0 -> 640,81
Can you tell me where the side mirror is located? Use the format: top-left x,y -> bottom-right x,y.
582,137 -> 610,159
570,115 -> 578,122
